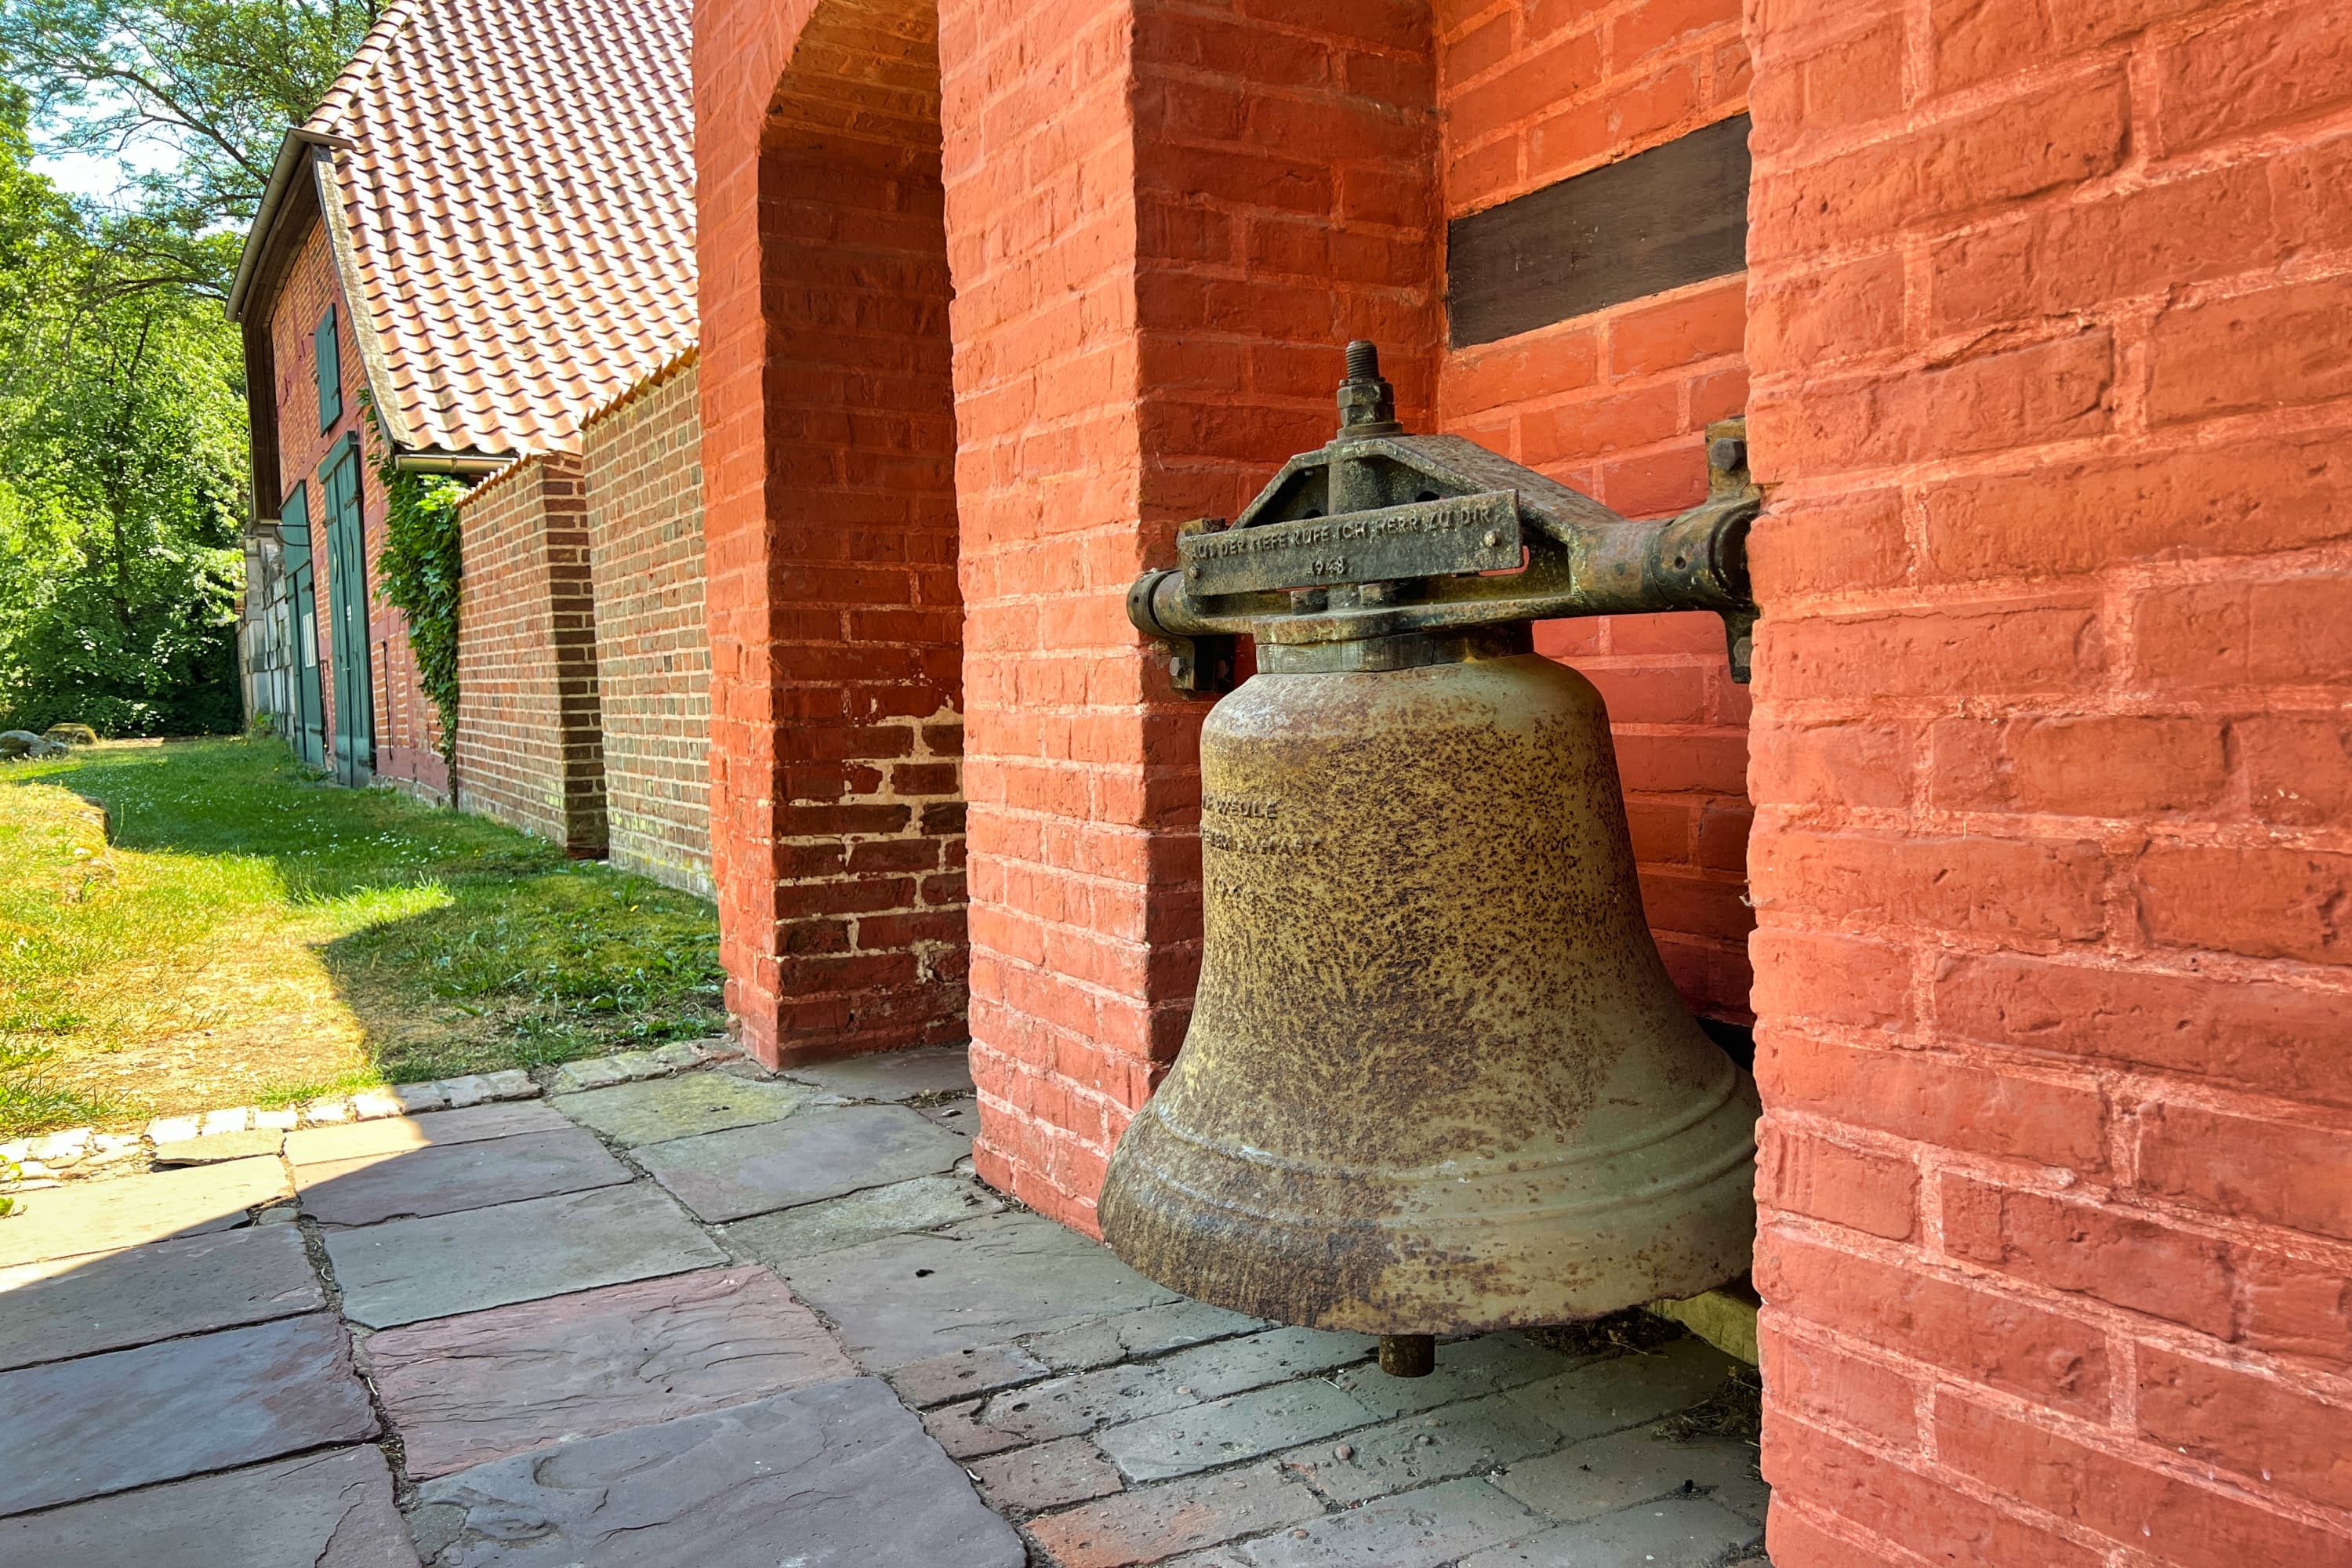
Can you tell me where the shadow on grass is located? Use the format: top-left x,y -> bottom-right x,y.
1,739 -> 723,1131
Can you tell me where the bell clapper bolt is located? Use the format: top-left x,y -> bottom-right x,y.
1098,340 -> 1768,1378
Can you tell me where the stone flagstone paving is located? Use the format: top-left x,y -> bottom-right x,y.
0,1041 -> 1770,1566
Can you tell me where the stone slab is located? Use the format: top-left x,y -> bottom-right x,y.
367,1265 -> 855,1478
0,1312 -> 377,1516
779,1211 -> 1179,1370
0,1224 -> 321,1370
324,1183 -> 725,1328
724,1173 -> 1004,1262
551,1072 -> 815,1145
1028,1299 -> 1267,1372
1097,1377 -> 1377,1483
152,1127 -> 284,1164
1332,1331 -> 1583,1418
918,1098 -> 978,1139
1176,1477 -> 1541,1568
0,1446 -> 417,1567
975,1327 -> 1378,1448
781,1042 -> 974,1101
1030,1464 -> 1321,1568
888,1340 -> 1052,1409
0,1156 -> 288,1266
970,1434 -> 1125,1513
1458,1496 -> 1762,1567
285,1101 -> 573,1166
1279,1390 -> 1561,1505
296,1127 -> 629,1226
1496,1432 -> 1764,1523
1502,1340 -> 1741,1443
410,1378 -> 1025,1567
638,1105 -> 979,1221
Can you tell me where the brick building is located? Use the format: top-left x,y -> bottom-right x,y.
230,0 -> 701,844
693,0 -> 2352,1562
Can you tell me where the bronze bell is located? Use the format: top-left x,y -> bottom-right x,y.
1099,343 -> 1762,1374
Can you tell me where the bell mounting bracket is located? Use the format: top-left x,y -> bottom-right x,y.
1134,341 -> 1762,695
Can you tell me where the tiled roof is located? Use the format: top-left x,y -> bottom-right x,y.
302,0 -> 695,457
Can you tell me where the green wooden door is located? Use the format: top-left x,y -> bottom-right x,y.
281,484 -> 326,769
321,439 -> 374,786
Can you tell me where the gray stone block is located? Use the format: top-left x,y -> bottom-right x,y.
887,1339 -> 1051,1409
1027,1299 -> 1267,1372
324,1183 -> 725,1328
296,1127 -> 630,1225
552,1071 -> 811,1145
970,1434 -> 1124,1513
1278,1391 -> 1560,1505
923,1396 -> 1028,1459
972,1326 -> 1377,1449
412,1378 -> 1025,1566
1504,1338 -> 1741,1443
1030,1463 -> 1323,1567
781,1041 -> 974,1101
0,1156 -> 289,1267
367,1265 -> 855,1478
638,1105 -> 972,1221
0,1313 -> 377,1516
1097,1377 -> 1377,1483
1496,1432 -> 1764,1524
1178,1477 -> 1540,1568
1334,1331 -> 1583,1418
0,1446 -> 416,1567
152,1127 -> 283,1165
779,1211 -> 1178,1369
723,1173 -> 1003,1262
0,1225 -> 321,1370
1457,1495 -> 1763,1567
918,1098 -> 978,1140
285,1102 -> 572,1167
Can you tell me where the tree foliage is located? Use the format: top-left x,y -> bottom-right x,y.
0,93 -> 248,735
0,2 -> 379,734
0,0 -> 377,296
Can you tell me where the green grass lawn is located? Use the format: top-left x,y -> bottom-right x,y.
0,738 -> 724,1137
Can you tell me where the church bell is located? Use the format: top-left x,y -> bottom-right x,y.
1099,342 -> 1763,1374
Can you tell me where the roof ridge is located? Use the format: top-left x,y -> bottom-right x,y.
301,0 -> 430,138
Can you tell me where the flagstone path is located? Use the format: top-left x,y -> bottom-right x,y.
0,1044 -> 1771,1566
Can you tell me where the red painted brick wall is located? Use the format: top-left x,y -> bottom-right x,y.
1436,0 -> 1756,1024
583,353 -> 713,898
1743,1 -> 2352,1562
453,454 -> 608,853
698,0 -> 967,1069
265,217 -> 448,799
942,0 -> 1442,1229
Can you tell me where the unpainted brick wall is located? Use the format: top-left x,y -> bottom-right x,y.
939,0 -> 1441,1231
583,354 -> 713,898
700,0 -> 968,1070
1436,0 -> 1756,1024
1743,0 -> 2352,1563
264,216 -> 448,799
453,453 -> 608,853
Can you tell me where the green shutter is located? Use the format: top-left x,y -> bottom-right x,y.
316,306 -> 342,430
280,483 -> 325,768
320,441 -> 373,783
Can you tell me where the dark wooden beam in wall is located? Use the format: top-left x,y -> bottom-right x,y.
1447,114 -> 1753,349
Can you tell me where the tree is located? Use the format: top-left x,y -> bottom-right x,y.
0,0 -> 377,294
0,3 -> 378,733
0,89 -> 246,734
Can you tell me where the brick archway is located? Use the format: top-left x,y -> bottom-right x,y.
703,0 -> 966,1069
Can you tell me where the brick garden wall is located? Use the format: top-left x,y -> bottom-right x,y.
583,353 -> 713,898
264,216 -> 448,799
453,454 -> 608,854
699,0 -> 968,1069
1436,0 -> 1756,1025
1741,0 -> 2352,1562
942,0 -> 1442,1229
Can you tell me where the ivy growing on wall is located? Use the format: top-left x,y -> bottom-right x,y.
362,394 -> 464,764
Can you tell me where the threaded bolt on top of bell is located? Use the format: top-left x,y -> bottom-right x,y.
1337,339 -> 1398,434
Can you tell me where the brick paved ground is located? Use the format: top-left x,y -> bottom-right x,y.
0,1046 -> 1769,1566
